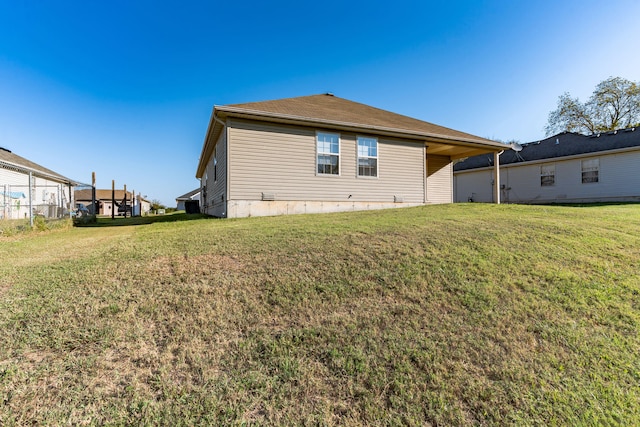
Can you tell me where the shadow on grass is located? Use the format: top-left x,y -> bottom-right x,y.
74,213 -> 211,227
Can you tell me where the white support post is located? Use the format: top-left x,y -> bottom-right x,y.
494,151 -> 502,204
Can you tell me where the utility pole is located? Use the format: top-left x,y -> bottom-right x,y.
124,184 -> 127,218
91,172 -> 96,215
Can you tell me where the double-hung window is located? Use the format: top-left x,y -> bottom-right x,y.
317,132 -> 340,175
540,164 -> 555,186
581,158 -> 599,183
357,136 -> 378,177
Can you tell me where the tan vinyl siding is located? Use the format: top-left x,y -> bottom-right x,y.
0,167 -> 33,187
426,155 -> 452,203
227,119 -> 425,203
505,151 -> 640,202
454,169 -> 494,202
596,150 -> 640,197
203,128 -> 228,217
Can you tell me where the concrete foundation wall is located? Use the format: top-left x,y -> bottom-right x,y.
226,200 -> 424,218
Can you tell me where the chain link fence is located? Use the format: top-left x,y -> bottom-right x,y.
1,183 -> 86,220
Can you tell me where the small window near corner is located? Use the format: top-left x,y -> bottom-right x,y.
540,164 -> 555,186
581,158 -> 599,183
213,146 -> 218,182
357,136 -> 378,177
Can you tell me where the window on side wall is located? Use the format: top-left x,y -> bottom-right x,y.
357,136 -> 378,177
213,146 -> 218,182
202,173 -> 208,206
317,132 -> 340,175
540,164 -> 555,186
581,158 -> 599,183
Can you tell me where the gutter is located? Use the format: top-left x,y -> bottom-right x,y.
454,145 -> 640,174
196,109 -> 226,178
212,112 -> 226,128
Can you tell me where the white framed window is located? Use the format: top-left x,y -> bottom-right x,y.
540,164 -> 555,186
581,158 -> 599,183
357,136 -> 378,177
317,132 -> 340,175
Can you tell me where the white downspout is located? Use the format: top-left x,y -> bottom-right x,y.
212,113 -> 230,218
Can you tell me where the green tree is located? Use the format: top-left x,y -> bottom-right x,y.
545,76 -> 640,136
151,199 -> 165,211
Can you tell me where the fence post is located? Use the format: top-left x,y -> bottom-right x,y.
68,182 -> 72,217
123,184 -> 127,218
28,172 -> 34,227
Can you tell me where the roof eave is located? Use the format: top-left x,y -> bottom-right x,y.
196,108 -> 223,178
216,106 -> 507,151
0,159 -> 81,186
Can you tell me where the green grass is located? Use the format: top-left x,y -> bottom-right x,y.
0,217 -> 73,236
1,204 -> 639,425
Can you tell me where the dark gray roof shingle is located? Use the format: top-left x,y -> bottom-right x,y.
176,188 -> 200,200
454,128 -> 640,171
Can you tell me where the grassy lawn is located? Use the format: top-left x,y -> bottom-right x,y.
0,204 -> 638,425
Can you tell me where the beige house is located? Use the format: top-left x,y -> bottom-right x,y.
75,189 -> 151,216
196,94 -> 507,218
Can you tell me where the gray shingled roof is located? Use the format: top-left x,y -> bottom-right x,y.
197,94 -> 509,178
176,188 -> 200,201
454,128 -> 640,171
0,147 -> 77,184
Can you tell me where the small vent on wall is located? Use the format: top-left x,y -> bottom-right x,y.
262,192 -> 276,201
394,195 -> 404,203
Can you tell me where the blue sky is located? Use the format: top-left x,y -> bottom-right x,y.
1,0 -> 638,206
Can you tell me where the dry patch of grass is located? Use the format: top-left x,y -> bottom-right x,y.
1,204 -> 639,425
